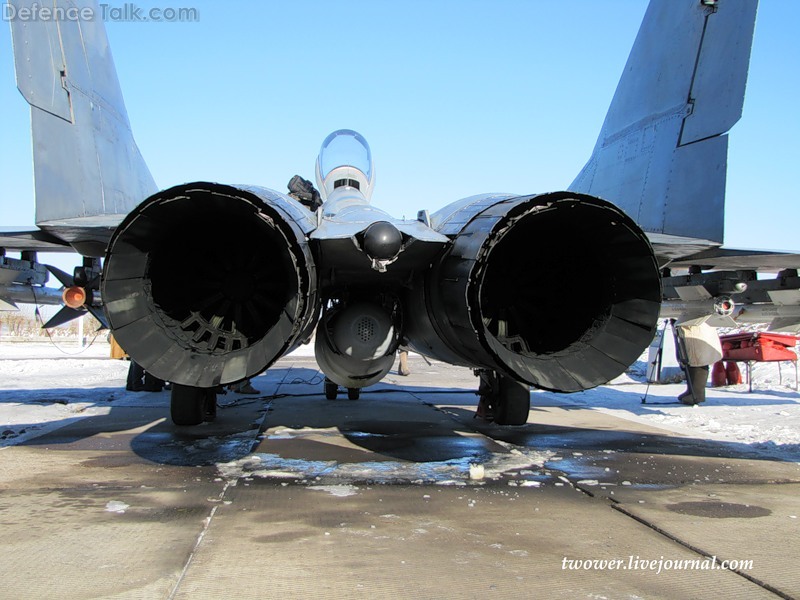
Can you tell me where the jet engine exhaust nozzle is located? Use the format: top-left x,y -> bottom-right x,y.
102,182 -> 318,388
406,191 -> 662,393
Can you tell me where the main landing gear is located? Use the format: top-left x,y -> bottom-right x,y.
170,384 -> 217,426
475,370 -> 530,425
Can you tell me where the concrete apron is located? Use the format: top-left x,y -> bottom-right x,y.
0,355 -> 797,599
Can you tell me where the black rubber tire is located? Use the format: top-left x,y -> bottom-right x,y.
347,387 -> 360,400
324,380 -> 338,400
204,388 -> 217,420
170,384 -> 206,426
493,375 -> 530,425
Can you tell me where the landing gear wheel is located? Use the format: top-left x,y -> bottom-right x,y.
170,384 -> 206,426
204,388 -> 217,421
347,387 -> 360,400
493,375 -> 531,426
324,379 -> 338,400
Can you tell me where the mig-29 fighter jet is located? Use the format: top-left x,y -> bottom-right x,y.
2,0 -> 798,426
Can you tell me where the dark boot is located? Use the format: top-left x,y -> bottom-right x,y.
126,361 -> 145,391
142,372 -> 164,392
687,365 -> 709,404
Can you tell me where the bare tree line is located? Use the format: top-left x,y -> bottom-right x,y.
0,310 -> 103,339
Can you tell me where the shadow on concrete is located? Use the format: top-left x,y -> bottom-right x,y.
5,367 -> 799,471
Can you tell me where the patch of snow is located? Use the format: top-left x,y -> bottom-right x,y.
468,463 -> 485,480
218,446 -> 552,485
105,501 -> 129,514
540,350 -> 800,462
307,484 -> 360,497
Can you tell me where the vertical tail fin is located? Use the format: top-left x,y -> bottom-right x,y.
9,0 -> 156,249
570,0 -> 758,247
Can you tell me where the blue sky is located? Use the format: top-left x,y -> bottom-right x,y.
1,0 -> 799,278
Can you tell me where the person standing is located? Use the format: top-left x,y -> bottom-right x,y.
397,345 -> 411,376
675,322 -> 723,405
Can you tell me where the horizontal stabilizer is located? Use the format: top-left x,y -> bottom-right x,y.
0,228 -> 73,252
669,248 -> 800,272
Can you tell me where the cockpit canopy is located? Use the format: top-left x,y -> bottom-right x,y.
315,129 -> 375,201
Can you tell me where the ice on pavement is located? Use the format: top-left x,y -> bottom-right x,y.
217,441 -> 553,485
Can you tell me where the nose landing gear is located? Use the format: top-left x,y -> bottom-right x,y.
324,377 -> 360,400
